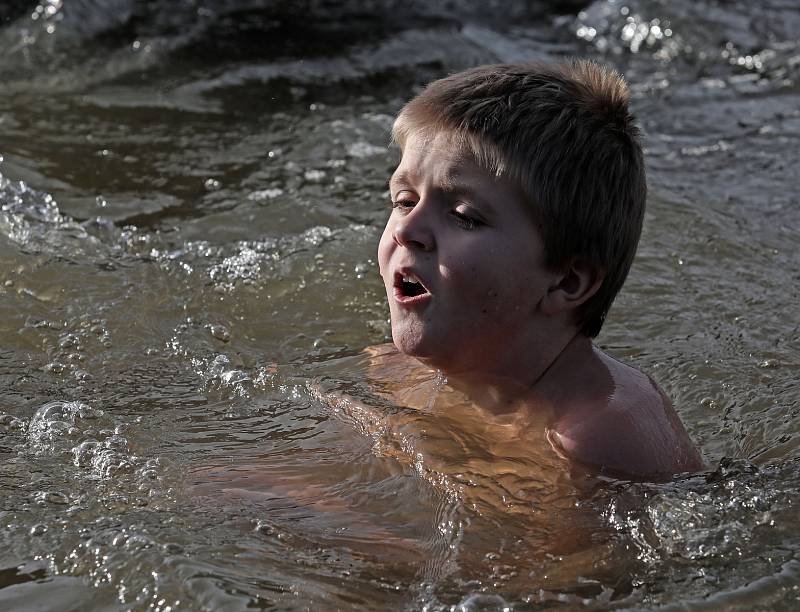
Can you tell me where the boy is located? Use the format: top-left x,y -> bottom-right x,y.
374,60 -> 703,479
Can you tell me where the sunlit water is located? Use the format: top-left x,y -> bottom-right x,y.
1,0 -> 799,609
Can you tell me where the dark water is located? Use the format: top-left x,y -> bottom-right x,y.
1,0 -> 799,609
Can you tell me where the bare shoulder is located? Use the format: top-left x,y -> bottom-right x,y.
550,348 -> 704,480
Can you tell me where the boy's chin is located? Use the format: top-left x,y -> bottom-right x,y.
391,325 -> 454,367
391,326 -> 433,358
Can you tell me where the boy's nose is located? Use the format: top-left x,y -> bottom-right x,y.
393,206 -> 435,252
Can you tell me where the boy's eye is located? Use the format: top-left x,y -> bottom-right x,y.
391,199 -> 416,210
450,208 -> 481,230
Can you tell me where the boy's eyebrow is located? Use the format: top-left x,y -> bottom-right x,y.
388,171 -> 414,190
389,171 -> 496,213
441,181 -> 494,209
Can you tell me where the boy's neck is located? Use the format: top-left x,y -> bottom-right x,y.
419,331 -> 592,413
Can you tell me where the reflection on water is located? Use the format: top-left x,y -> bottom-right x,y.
1,0 -> 800,609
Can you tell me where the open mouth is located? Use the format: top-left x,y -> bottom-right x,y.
393,272 -> 430,303
401,277 -> 426,297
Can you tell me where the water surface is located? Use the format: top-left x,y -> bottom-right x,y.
1,0 -> 799,609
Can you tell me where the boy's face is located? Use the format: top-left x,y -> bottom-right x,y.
378,131 -> 560,374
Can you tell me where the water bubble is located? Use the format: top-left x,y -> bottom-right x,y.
255,519 -> 276,536
95,196 -> 108,208
162,542 -> 183,555
125,534 -> 154,551
139,469 -> 158,481
700,397 -> 719,409
28,401 -> 91,452
455,593 -> 512,612
30,524 -> 47,536
44,362 -> 67,374
346,142 -> 385,158
36,490 -> 69,505
73,439 -> 98,467
92,448 -> 135,478
204,178 -> 221,191
221,369 -> 248,386
104,434 -> 129,452
8,417 -> 25,431
247,188 -> 284,202
304,169 -> 326,182
77,405 -> 103,419
209,324 -> 231,342
354,262 -> 369,279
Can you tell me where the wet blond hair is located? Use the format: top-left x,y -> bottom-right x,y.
392,60 -> 646,337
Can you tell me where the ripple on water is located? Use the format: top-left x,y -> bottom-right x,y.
22,399 -> 176,500
588,458 -> 800,605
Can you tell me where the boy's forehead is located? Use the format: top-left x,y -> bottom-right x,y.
392,131 -> 479,185
401,129 -> 471,160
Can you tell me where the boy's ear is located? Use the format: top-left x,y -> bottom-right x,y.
541,257 -> 605,316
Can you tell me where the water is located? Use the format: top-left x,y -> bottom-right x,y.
1,0 -> 799,609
